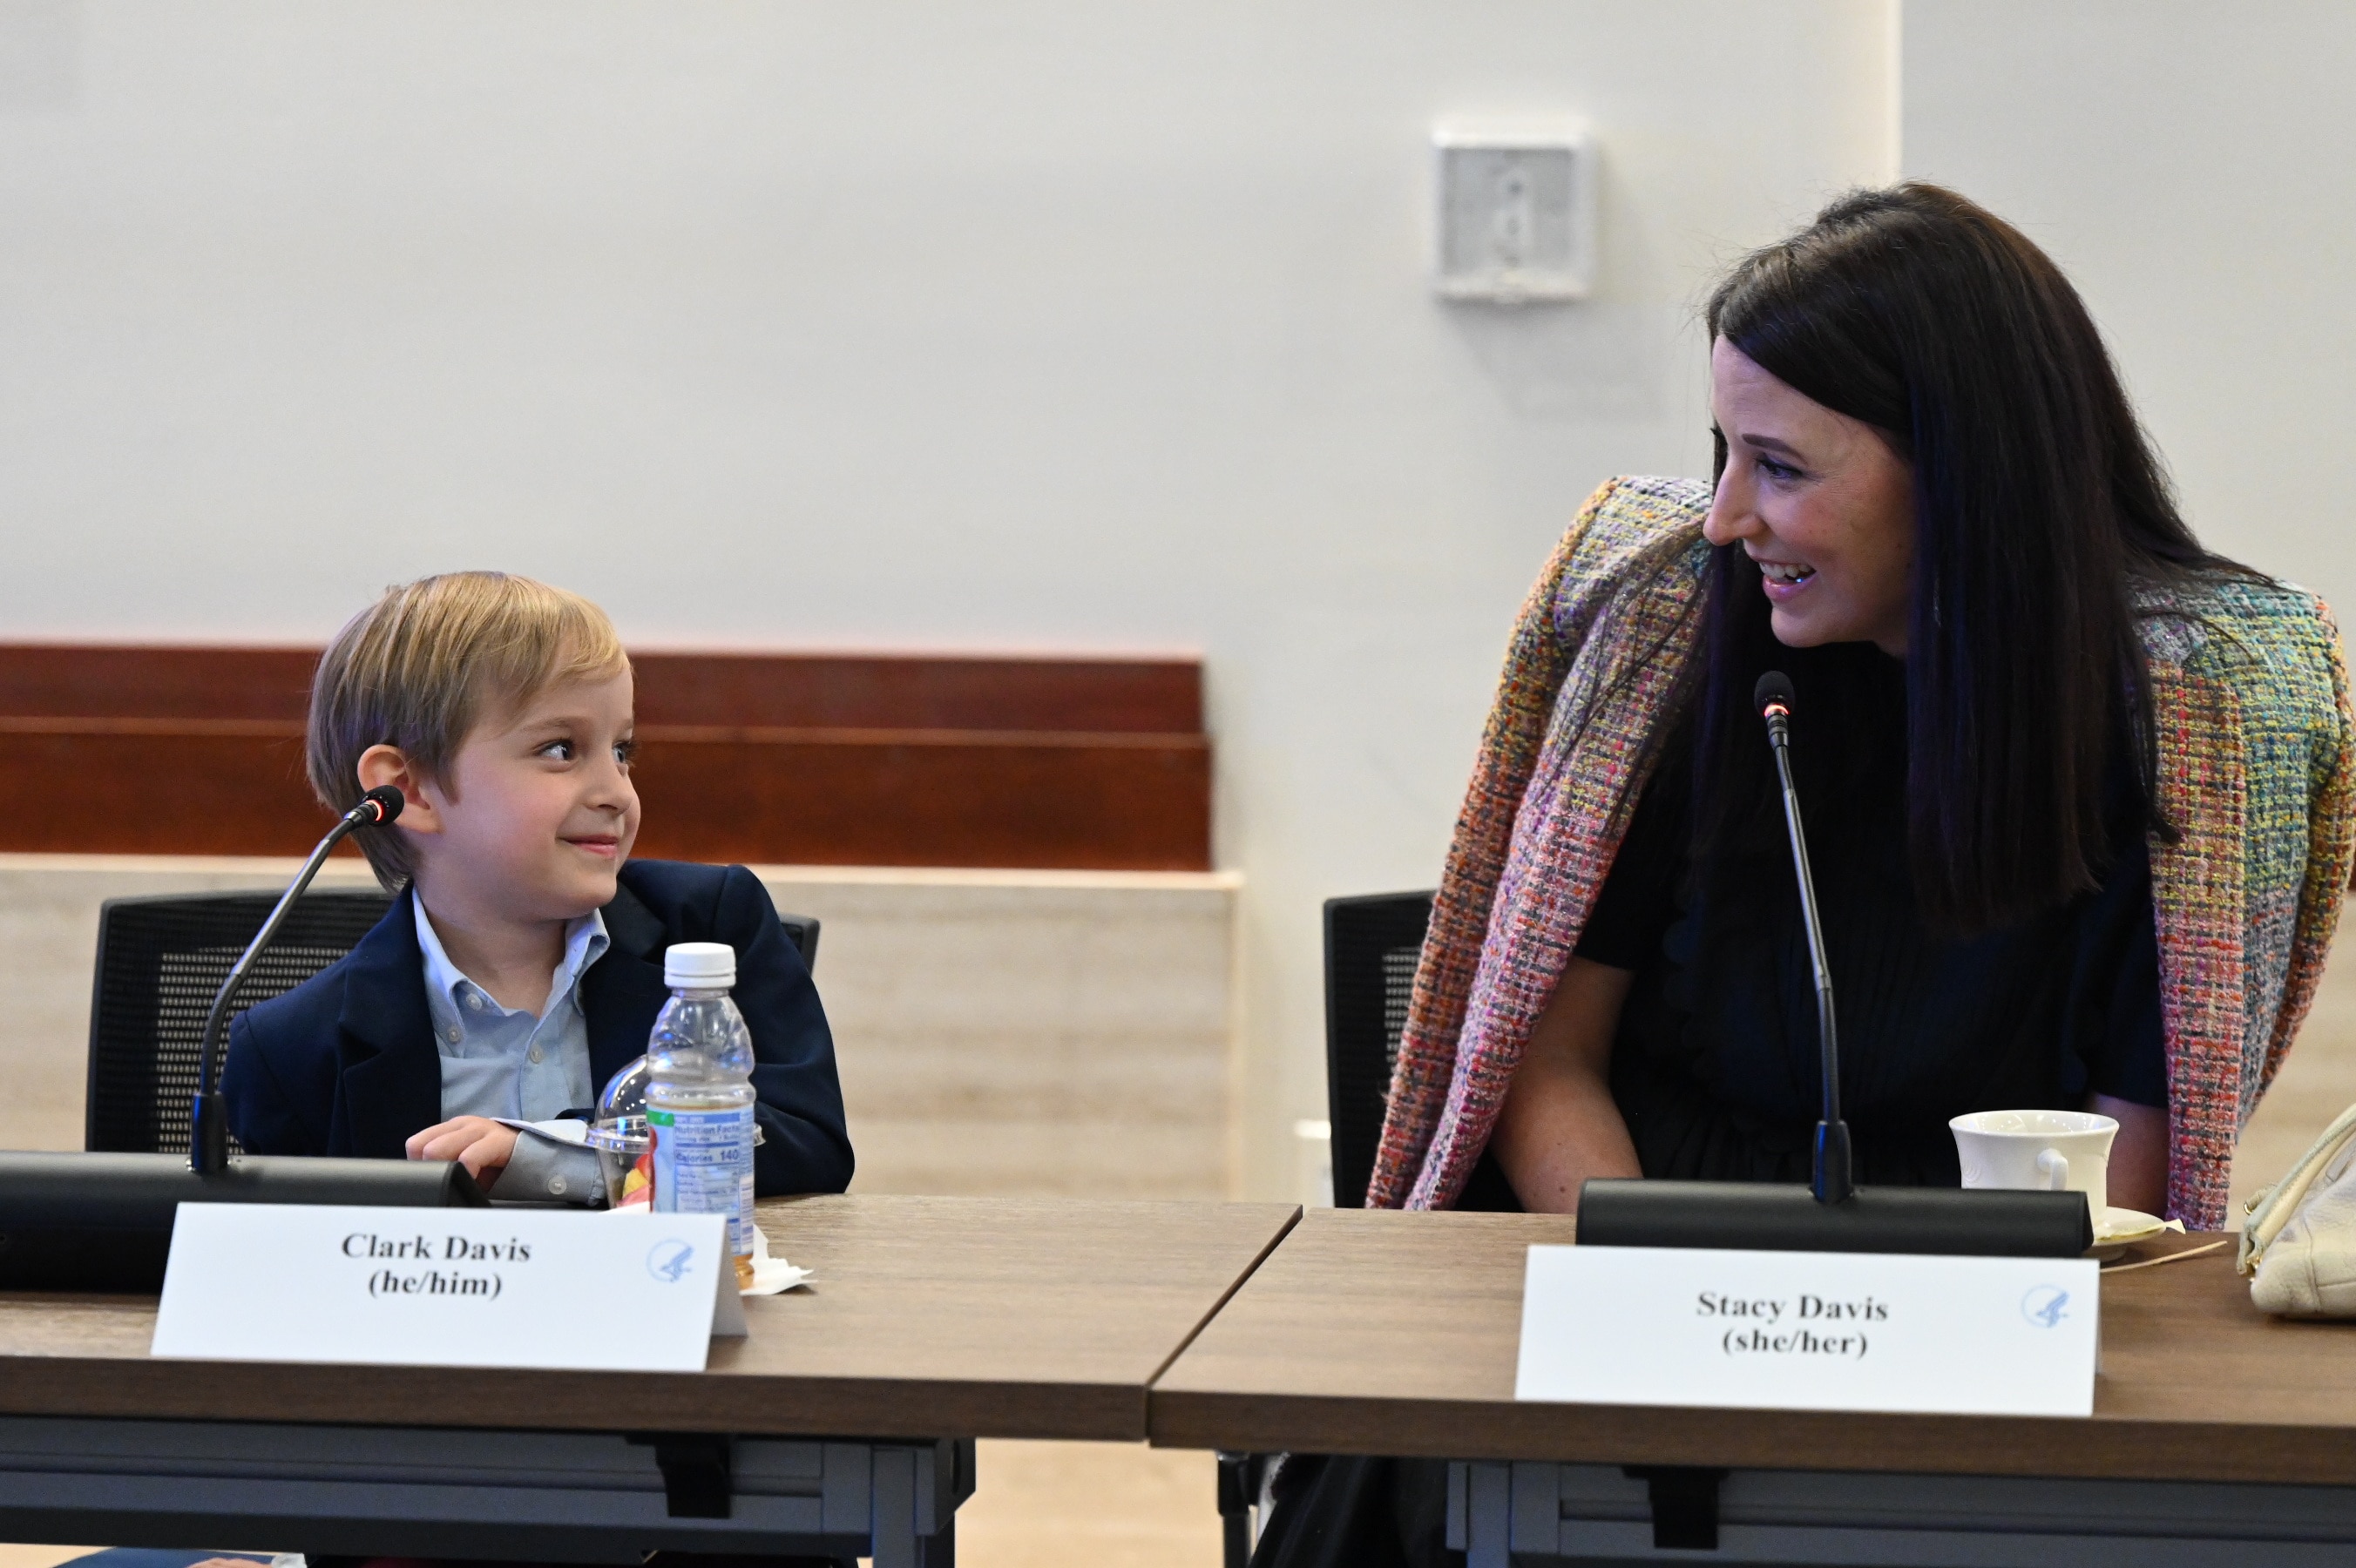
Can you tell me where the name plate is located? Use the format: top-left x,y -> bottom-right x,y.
1514,1245 -> 2098,1417
152,1205 -> 747,1372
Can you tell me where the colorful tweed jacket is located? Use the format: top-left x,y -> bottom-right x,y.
1370,476 -> 2356,1231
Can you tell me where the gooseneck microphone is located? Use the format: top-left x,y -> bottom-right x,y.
0,785 -> 488,1294
188,784 -> 405,1175
1571,673 -> 2095,1257
1755,671 -> 1853,1206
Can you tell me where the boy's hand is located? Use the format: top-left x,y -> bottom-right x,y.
405,1116 -> 518,1186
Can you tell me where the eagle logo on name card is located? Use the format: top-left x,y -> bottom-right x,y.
2020,1285 -> 2070,1328
647,1240 -> 696,1284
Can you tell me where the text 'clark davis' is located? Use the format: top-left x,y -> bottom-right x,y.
342,1233 -> 534,1261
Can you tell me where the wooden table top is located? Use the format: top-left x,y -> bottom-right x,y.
1148,1207 -> 2356,1486
0,1193 -> 1298,1442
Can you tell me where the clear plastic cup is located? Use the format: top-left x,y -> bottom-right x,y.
589,1056 -> 655,1209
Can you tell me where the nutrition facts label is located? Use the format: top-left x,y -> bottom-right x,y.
648,1105 -> 755,1255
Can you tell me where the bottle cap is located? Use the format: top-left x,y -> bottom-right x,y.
664,942 -> 736,990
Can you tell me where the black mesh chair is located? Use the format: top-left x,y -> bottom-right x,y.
85,890 -> 396,1156
1321,889 -> 1435,1211
85,891 -> 824,1157
783,914 -> 821,972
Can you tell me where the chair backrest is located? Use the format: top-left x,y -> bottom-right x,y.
87,890 -> 396,1154
1322,889 -> 1435,1210
87,891 -> 828,1156
778,914 -> 821,972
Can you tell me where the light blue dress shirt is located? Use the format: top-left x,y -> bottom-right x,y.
413,890 -> 610,1200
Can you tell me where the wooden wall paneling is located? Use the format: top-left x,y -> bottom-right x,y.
0,645 -> 1202,731
0,646 -> 1213,870
0,647 -> 318,720
630,727 -> 1211,871
0,722 -> 324,857
631,652 -> 1202,733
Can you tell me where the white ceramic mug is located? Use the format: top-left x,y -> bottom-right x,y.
1949,1109 -> 2117,1220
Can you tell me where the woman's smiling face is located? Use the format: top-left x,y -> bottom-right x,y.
1702,337 -> 1917,656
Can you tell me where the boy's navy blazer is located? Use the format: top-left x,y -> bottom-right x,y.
222,860 -> 854,1196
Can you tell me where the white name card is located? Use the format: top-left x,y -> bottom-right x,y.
1515,1245 -> 2099,1418
152,1205 -> 747,1372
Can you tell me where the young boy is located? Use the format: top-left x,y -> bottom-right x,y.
223,571 -> 854,1201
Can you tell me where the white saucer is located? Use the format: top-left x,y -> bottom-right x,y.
2090,1206 -> 2174,1257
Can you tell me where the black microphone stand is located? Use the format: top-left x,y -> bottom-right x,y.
188,785 -> 404,1175
1572,672 -> 2093,1258
0,785 -> 491,1295
1757,672 -> 1853,1206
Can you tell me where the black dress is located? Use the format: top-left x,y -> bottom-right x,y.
1252,649 -> 2165,1568
1581,652 -> 2166,1183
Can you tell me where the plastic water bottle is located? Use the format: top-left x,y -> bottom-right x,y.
646,942 -> 756,1288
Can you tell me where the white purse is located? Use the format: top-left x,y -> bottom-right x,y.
2237,1100 -> 2356,1316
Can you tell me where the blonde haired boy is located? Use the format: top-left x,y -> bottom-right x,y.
222,572 -> 853,1201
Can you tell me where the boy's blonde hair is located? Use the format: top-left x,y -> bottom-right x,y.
308,571 -> 630,889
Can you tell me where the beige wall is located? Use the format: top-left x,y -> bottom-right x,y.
764,868 -> 1240,1200
1902,0 -> 2356,620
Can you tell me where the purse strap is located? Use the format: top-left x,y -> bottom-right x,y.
2238,1099 -> 2356,1274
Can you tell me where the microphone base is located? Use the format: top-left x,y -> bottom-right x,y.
0,1152 -> 488,1293
1811,1121 -> 1855,1205
188,1092 -> 229,1176
1577,1179 -> 2093,1258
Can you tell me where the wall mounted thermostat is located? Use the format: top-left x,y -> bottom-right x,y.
1432,122 -> 1596,304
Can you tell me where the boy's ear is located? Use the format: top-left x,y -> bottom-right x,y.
355,744 -> 442,837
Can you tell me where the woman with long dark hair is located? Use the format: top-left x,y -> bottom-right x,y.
1255,184 -> 2354,1568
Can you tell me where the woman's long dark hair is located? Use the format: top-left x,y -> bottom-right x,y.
1696,183 -> 2247,934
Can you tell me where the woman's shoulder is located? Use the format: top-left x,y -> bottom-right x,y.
1547,476 -> 1713,633
2135,571 -> 2346,709
1561,475 -> 1711,576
